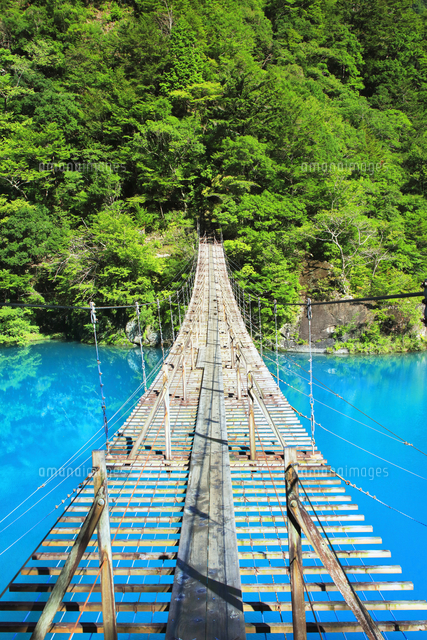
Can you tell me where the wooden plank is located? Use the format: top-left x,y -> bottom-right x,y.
240,581 -> 414,592
127,386 -> 167,459
2,600 -> 426,613
20,565 -> 404,577
245,622 -> 427,634
207,266 -> 244,639
2,621 -> 427,634
11,584 -> 173,593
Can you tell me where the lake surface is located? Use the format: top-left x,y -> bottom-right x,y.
0,342 -> 426,632
265,347 -> 427,622
0,342 -> 164,590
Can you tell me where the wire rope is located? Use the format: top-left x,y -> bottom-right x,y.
0,454 -> 95,537
332,471 -> 427,528
254,333 -> 427,457
90,302 -> 109,445
0,352 -> 167,536
0,469 -> 95,556
290,407 -> 427,481
224,253 -> 425,307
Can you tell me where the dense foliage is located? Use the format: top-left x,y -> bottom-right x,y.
0,0 -> 426,348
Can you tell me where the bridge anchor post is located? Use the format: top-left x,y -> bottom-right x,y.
163,365 -> 171,459
285,448 -> 306,640
29,484 -> 106,640
287,450 -> 385,640
92,450 -> 118,640
230,336 -> 235,368
236,348 -> 242,400
190,336 -> 195,370
247,369 -> 256,460
181,353 -> 187,402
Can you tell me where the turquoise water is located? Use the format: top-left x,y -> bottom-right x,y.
0,342 -> 426,629
268,348 -> 427,617
0,342 -> 163,590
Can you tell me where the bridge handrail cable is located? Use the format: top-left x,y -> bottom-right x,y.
127,248 -> 208,460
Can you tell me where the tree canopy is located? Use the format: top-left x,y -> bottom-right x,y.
0,0 -> 426,350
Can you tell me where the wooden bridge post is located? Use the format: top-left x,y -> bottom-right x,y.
190,336 -> 195,370
29,486 -> 106,640
285,448 -> 306,640
236,348 -> 242,400
230,336 -> 235,368
182,357 -> 187,402
247,369 -> 256,460
163,365 -> 171,459
92,450 -> 118,640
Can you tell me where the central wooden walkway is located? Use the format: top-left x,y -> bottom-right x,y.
0,239 -> 426,638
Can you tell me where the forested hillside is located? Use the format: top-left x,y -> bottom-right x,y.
1,0 -> 427,350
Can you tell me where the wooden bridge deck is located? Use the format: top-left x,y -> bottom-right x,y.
0,239 -> 426,638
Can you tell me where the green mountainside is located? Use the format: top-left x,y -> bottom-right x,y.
0,0 -> 426,351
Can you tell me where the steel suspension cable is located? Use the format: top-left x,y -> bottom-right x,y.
226,323 -> 324,636
0,468 -> 95,556
332,471 -> 427,528
0,421 -> 107,526
223,253 -> 426,307
89,302 -> 109,446
169,295 -> 176,343
296,474 -> 383,640
258,296 -> 263,358
1,344 -> 170,537
255,365 -> 427,484
135,302 -> 147,392
290,407 -> 427,481
306,299 -> 316,454
248,316 -> 427,458
107,349 -> 171,436
273,299 -> 279,386
0,472 -> 96,599
177,289 -> 182,328
264,360 -> 405,445
281,349 -> 427,458
67,560 -> 105,640
250,419 -> 324,639
157,298 -> 165,362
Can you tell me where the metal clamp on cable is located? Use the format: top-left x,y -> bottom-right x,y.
135,302 -> 147,391
89,302 -> 109,447
273,299 -> 279,385
306,297 -> 312,321
90,301 -> 97,325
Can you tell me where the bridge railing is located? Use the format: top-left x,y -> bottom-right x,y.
284,447 -> 383,640
218,270 -> 288,458
30,450 -> 117,640
128,246 -> 208,461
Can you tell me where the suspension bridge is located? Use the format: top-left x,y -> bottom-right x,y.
0,238 -> 426,639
